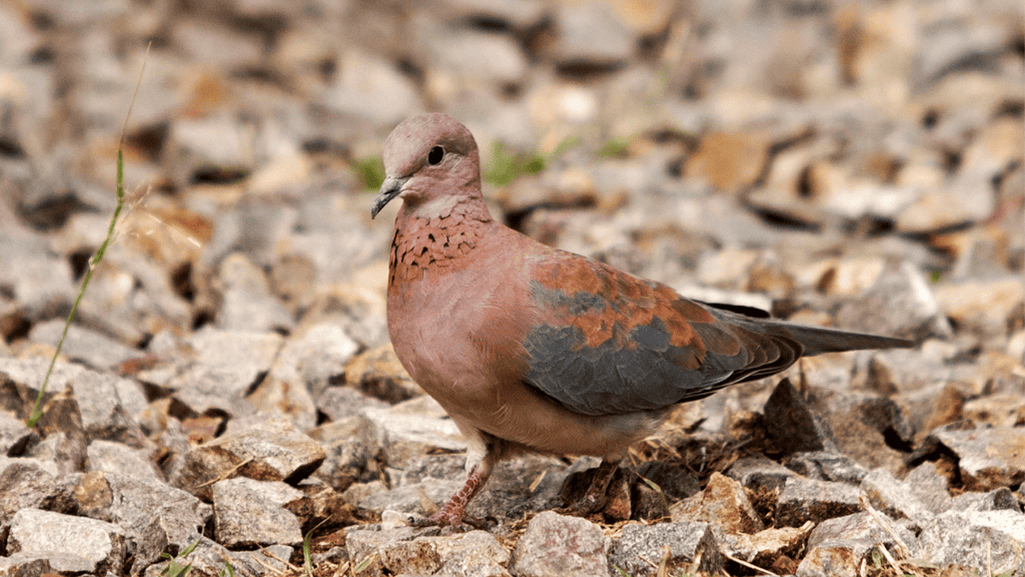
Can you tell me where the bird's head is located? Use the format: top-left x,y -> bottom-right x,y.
371,113 -> 483,219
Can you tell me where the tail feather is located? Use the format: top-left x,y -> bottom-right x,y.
774,322 -> 915,356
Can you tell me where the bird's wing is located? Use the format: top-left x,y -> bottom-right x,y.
521,250 -> 802,416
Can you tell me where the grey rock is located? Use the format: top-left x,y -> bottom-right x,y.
29,320 -> 138,371
860,468 -> 932,524
216,252 -> 294,333
670,472 -> 764,535
763,378 -> 840,455
164,328 -> 284,417
509,511 -> 610,577
272,322 -> 361,401
415,19 -> 528,87
716,525 -> 812,567
0,230 -> 75,319
904,461 -> 952,514
0,550 -> 96,577
361,396 -> 467,469
345,526 -> 428,576
608,521 -> 723,577
309,415 -> 384,491
0,408 -> 32,455
98,473 -> 211,573
784,451 -> 869,484
317,386 -> 389,423
69,368 -> 148,446
921,423 -> 1025,491
351,528 -> 512,577
947,487 -> 1021,512
835,261 -> 952,342
323,49 -> 424,127
776,477 -> 864,527
0,456 -> 77,525
724,456 -> 799,492
168,413 -> 325,500
797,510 -> 920,577
918,510 -> 1025,576
346,478 -> 464,519
0,357 -> 84,417
551,1 -> 635,66
7,508 -> 127,575
212,477 -> 304,548
230,544 -> 296,576
86,439 -> 161,481
142,537 -> 234,577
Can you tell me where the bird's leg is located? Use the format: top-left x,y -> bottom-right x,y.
569,458 -> 620,515
411,463 -> 491,527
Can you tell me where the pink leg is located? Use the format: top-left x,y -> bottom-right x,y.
411,464 -> 491,527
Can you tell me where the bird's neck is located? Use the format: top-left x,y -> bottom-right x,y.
388,194 -> 494,286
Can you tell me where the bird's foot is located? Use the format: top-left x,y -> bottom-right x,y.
406,464 -> 491,528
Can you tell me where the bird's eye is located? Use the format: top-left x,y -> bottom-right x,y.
428,146 -> 444,165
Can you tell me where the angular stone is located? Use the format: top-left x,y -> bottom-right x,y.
271,322 -> 360,401
216,252 -> 294,333
86,439 -> 161,481
670,472 -> 764,534
903,461 -> 952,514
99,473 -> 210,572
345,478 -> 463,519
212,477 -> 304,548
345,527 -> 425,577
141,536 -> 234,577
362,529 -> 512,577
836,261 -> 952,343
860,468 -> 932,524
317,386 -> 388,423
168,413 -> 325,500
550,1 -> 635,66
918,510 -> 1025,576
28,320 -> 138,371
947,487 -> 1020,512
0,551 -> 96,577
7,508 -> 127,575
0,408 -> 32,455
608,520 -> 723,577
776,477 -> 864,527
921,423 -> 1025,491
0,456 -> 77,525
344,344 -> 423,404
763,378 -> 839,455
784,451 -> 868,484
308,415 -> 383,492
360,396 -> 466,469
509,511 -> 610,577
724,456 -> 799,492
716,524 -> 812,567
69,369 -> 147,446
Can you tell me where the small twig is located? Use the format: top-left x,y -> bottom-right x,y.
193,457 -> 253,490
722,551 -> 781,577
876,544 -> 903,576
529,470 -> 547,493
859,495 -> 911,558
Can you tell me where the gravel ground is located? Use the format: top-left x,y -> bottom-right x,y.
0,1 -> 1022,576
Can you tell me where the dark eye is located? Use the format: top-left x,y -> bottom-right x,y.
428,146 -> 444,165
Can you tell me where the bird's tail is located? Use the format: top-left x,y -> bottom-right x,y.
774,322 -> 915,356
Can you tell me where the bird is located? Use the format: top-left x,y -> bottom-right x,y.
370,113 -> 913,527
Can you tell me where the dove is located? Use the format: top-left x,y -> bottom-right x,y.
370,113 -> 913,526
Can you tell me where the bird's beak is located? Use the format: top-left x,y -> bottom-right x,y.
371,176 -> 408,219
